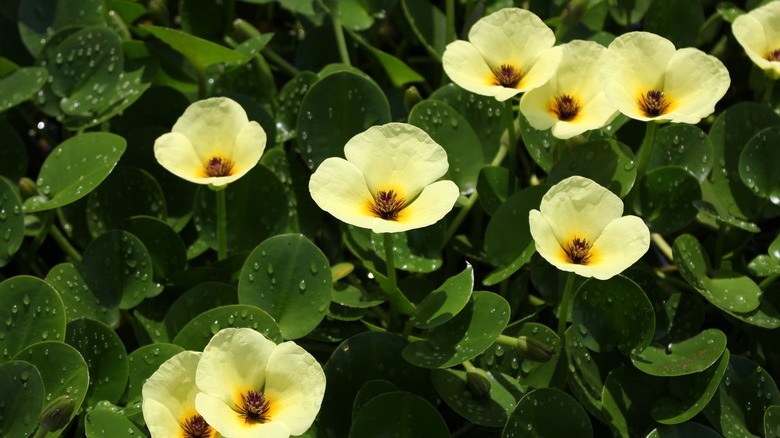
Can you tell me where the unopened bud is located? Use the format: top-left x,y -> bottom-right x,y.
404,86 -> 423,111
466,368 -> 492,399
515,336 -> 554,362
38,395 -> 75,432
18,177 -> 38,200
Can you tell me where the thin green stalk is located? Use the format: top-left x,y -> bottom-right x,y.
505,99 -> 518,190
496,334 -> 519,347
49,225 -> 82,263
215,188 -> 228,261
329,6 -> 351,66
557,272 -> 576,340
445,0 -> 455,43
383,233 -> 415,322
763,78 -> 775,105
262,46 -> 300,76
651,232 -> 673,262
635,121 -> 658,181
760,272 -> 780,290
462,359 -> 476,372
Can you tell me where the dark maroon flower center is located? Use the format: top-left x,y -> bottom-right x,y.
238,390 -> 272,424
204,156 -> 234,177
638,89 -> 671,118
180,414 -> 213,438
564,237 -> 592,265
492,64 -> 522,88
369,190 -> 406,221
768,49 -> 780,62
550,94 -> 581,121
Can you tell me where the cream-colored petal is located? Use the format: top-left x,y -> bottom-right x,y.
468,8 -> 555,82
553,40 -> 608,100
529,209 -> 564,264
309,157 -> 377,229
344,123 -> 449,198
370,180 -> 460,233
142,351 -> 204,438
196,392 -> 291,438
659,48 -> 730,124
550,94 -> 618,139
539,176 -> 624,244
442,41 -> 520,100
171,97 -> 251,159
733,13 -> 768,65
143,399 -> 184,438
517,46 -> 563,93
196,328 -> 277,406
601,32 -> 676,120
153,132 -> 209,184
228,120 -> 267,179
588,215 -> 650,280
519,84 -> 558,131
752,1 -> 780,52
263,342 -> 326,436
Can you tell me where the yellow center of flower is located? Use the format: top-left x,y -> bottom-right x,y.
203,156 -> 234,178
767,49 -> 780,62
549,94 -> 581,121
368,190 -> 406,221
637,89 -> 672,118
563,237 -> 593,265
238,390 -> 272,424
491,64 -> 523,88
180,414 -> 214,438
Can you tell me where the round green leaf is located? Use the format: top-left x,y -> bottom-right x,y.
297,71 -> 391,170
673,234 -> 762,314
602,366 -> 668,438
86,166 -> 167,237
124,343 -> 185,404
635,166 -> 701,234
23,132 -> 126,213
65,318 -> 129,407
321,332 -> 436,437
740,126 -> 780,203
403,291 -> 511,368
172,304 -> 282,351
704,355 -> 780,437
164,282 -> 237,338
193,164 -> 288,255
0,67 -> 47,112
85,409 -> 145,438
0,176 -> 23,267
276,71 -> 317,143
14,341 -> 89,437
503,388 -> 592,437
477,166 -> 510,216
400,0 -> 446,57
79,230 -> 161,309
632,329 -> 727,377
548,139 -> 637,198
644,0 -> 704,47
349,391 -> 449,438
338,0 -> 393,31
565,327 -> 623,423
520,111 -> 561,173
651,349 -> 730,424
410,264 -> 473,329
18,0 -> 105,56
370,225 -> 445,273
646,422 -> 724,438
117,216 -> 186,280
352,379 -> 399,418
766,405 -> 780,438
0,360 -> 44,437
432,368 -> 524,428
46,262 -> 120,326
647,124 -> 713,181
572,276 -> 655,355
0,276 -> 66,361
483,185 -> 549,286
331,282 -> 384,308
693,199 -> 760,233
237,234 -> 331,339
409,99 -> 485,192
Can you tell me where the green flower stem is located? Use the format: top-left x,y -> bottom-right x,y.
505,99 -> 518,190
462,359 -> 476,372
763,77 -> 775,105
49,225 -> 82,264
635,121 -> 659,181
651,232 -> 673,262
329,5 -> 351,67
760,272 -> 780,290
556,272 -> 576,340
262,46 -> 300,76
383,233 -> 415,322
215,188 -> 228,261
496,334 -> 519,348
445,0 -> 455,44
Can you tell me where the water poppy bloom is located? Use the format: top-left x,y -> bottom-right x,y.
154,97 -> 267,187
732,0 -> 780,79
519,40 -> 618,139
309,123 -> 460,233
195,328 -> 326,438
529,176 -> 650,280
442,7 -> 562,101
142,351 -> 220,438
600,32 -> 730,124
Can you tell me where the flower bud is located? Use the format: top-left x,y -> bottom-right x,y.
38,395 -> 75,432
404,86 -> 422,111
18,177 -> 39,200
466,368 -> 492,399
515,336 -> 554,362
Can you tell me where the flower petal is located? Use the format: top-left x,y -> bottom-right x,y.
171,97 -> 251,159
196,328 -> 277,407
442,40 -> 519,100
222,120 -> 267,182
588,215 -> 650,280
661,48 -> 730,123
539,176 -> 624,244
263,342 -> 326,436
196,392 -> 291,438
142,351 -> 202,438
367,179 -> 460,233
309,157 -> 377,229
344,123 -> 450,198
153,132 -> 207,184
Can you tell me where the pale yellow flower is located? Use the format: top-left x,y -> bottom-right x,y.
529,176 -> 650,280
442,7 -> 562,101
519,40 -> 618,139
600,32 -> 730,124
195,328 -> 326,438
733,0 -> 780,79
154,97 -> 267,187
309,123 -> 460,233
142,351 -> 222,438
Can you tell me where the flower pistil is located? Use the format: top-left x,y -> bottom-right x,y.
238,390 -> 272,424
368,190 -> 406,221
204,156 -> 234,178
564,237 -> 593,265
180,414 -> 214,438
768,48 -> 780,62
550,94 -> 581,121
638,89 -> 672,118
491,64 -> 523,88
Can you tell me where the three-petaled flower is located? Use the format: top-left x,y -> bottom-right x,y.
519,40 -> 618,139
309,123 -> 460,233
154,97 -> 267,187
529,176 -> 650,280
600,32 -> 730,124
442,8 -> 562,101
732,0 -> 780,79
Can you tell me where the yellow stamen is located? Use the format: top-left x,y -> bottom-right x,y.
491,64 -> 523,88
550,94 -> 581,121
180,414 -> 214,438
203,156 -> 234,178
564,237 -> 593,265
368,190 -> 406,221
637,89 -> 672,118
